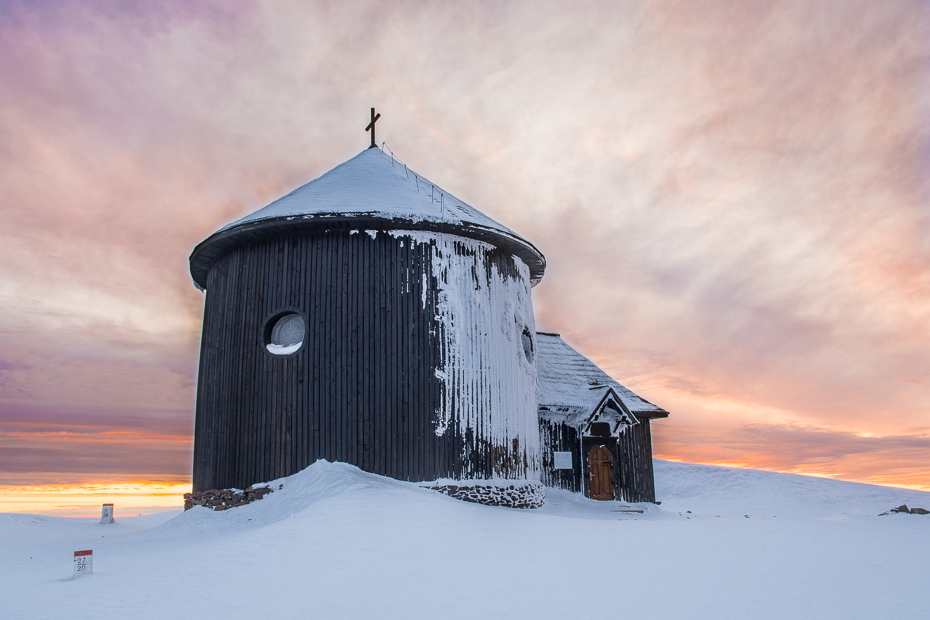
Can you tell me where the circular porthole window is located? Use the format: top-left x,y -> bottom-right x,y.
521,327 -> 534,363
264,312 -> 305,356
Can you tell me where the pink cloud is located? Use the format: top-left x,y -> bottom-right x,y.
0,0 -> 927,488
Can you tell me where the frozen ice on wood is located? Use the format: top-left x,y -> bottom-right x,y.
392,231 -> 540,480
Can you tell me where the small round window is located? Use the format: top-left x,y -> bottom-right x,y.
521,327 -> 534,363
265,312 -> 305,356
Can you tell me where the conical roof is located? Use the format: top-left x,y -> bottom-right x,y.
190,148 -> 545,289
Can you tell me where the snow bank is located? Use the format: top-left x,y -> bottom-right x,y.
654,459 -> 930,518
3,460 -> 927,620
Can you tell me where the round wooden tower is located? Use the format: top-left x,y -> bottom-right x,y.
189,147 -> 547,507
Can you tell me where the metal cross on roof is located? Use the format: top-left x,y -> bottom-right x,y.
365,107 -> 381,149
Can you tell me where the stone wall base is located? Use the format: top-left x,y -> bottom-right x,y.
184,485 -> 275,511
879,504 -> 929,515
427,482 -> 545,509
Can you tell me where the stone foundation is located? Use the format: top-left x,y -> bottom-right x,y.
427,482 -> 545,509
184,485 -> 275,511
879,504 -> 929,516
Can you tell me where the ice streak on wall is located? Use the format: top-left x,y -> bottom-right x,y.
390,230 -> 540,481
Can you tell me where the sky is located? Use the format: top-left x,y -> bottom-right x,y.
1,0 -> 928,514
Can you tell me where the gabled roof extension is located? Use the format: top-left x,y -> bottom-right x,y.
536,332 -> 669,419
538,385 -> 639,437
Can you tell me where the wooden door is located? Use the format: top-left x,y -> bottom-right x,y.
587,445 -> 614,501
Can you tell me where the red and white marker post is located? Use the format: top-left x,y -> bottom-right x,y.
73,550 -> 93,578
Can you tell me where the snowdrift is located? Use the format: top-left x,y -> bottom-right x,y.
653,459 -> 930,517
2,460 -> 927,619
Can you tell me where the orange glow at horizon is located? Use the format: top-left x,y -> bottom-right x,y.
0,480 -> 191,517
654,455 -> 930,493
2,457 -> 926,518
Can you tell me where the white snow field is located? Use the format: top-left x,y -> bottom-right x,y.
2,460 -> 927,620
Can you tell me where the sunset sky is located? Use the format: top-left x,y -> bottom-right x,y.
1,0 -> 928,515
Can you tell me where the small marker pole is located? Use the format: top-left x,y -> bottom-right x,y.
100,503 -> 114,524
73,550 -> 93,578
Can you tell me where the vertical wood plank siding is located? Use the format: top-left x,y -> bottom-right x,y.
538,420 -> 581,492
537,418 -> 657,503
615,418 -> 656,503
193,229 -> 537,491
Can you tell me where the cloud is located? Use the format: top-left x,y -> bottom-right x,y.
0,0 -> 927,487
655,420 -> 930,490
0,402 -> 192,485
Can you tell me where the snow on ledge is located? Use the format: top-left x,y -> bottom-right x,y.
267,342 -> 303,355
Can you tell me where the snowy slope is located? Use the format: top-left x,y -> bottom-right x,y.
653,459 -> 930,517
2,460 -> 927,620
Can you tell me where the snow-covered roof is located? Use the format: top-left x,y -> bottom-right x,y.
536,333 -> 669,419
537,384 -> 639,433
190,148 -> 545,289
220,148 -> 511,235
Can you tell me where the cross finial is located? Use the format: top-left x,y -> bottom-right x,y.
365,107 -> 381,149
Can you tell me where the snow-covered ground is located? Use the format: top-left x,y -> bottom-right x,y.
2,460 -> 927,619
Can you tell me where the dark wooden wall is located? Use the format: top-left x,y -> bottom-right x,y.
194,230 -> 448,491
193,229 -> 534,492
538,418 -> 657,503
538,419 -> 581,492
616,419 -> 656,503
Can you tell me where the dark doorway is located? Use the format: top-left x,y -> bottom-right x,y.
587,445 -> 614,501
